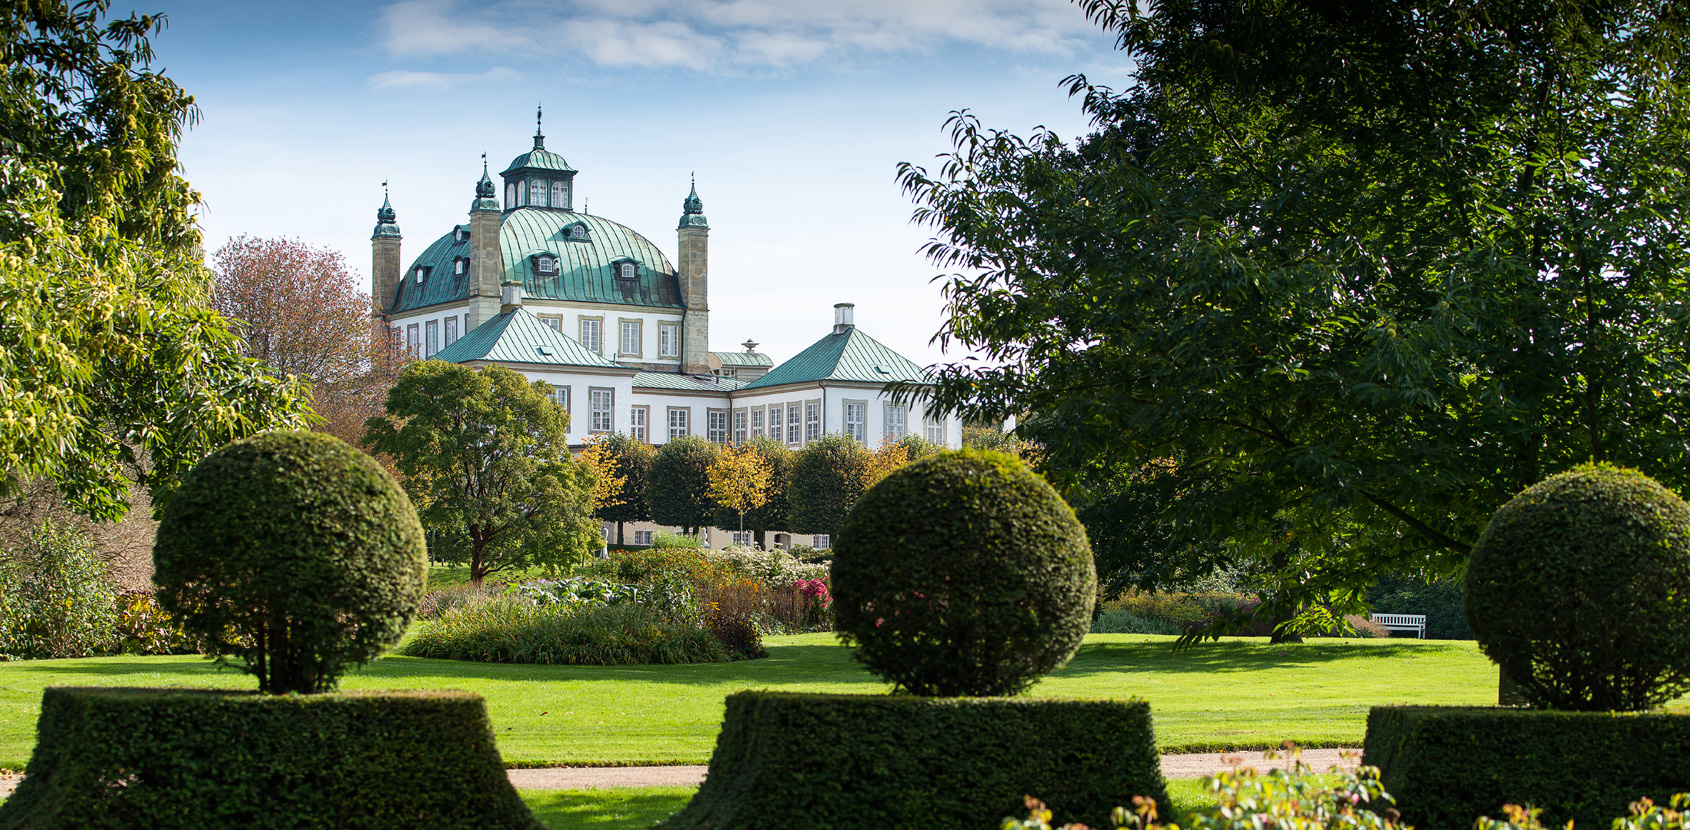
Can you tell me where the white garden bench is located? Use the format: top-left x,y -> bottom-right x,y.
1371,613 -> 1427,639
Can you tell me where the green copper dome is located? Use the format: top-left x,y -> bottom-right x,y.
678,181 -> 708,229
391,209 -> 681,313
503,135 -> 576,176
373,192 -> 400,238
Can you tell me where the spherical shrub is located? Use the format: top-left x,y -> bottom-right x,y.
154,431 -> 427,694
832,449 -> 1096,696
1465,463 -> 1690,711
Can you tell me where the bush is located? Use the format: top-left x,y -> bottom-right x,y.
658,691 -> 1167,830
1368,575 -> 1470,640
834,449 -> 1096,696
1091,609 -> 1184,635
704,607 -> 767,660
152,431 -> 428,694
1362,705 -> 1690,830
400,598 -> 729,665
0,687 -> 541,829
1464,463 -> 1690,710
653,530 -> 703,548
112,591 -> 198,655
1475,795 -> 1690,830
787,433 -> 872,536
0,521 -> 118,659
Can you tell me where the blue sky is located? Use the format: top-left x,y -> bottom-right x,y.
143,0 -> 1133,367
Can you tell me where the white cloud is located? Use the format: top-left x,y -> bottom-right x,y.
377,0 -> 1099,71
367,65 -> 522,92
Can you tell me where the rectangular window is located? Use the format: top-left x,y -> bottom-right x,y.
767,406 -> 782,442
552,180 -> 569,209
406,323 -> 420,357
925,414 -> 947,445
668,407 -> 690,440
845,402 -> 866,443
539,315 -> 562,332
804,401 -> 820,443
552,385 -> 570,412
530,180 -> 547,207
659,323 -> 680,358
733,410 -> 747,444
630,406 -> 649,442
885,404 -> 907,440
579,318 -> 601,352
813,535 -> 831,550
787,405 -> 802,445
588,388 -> 614,433
731,531 -> 754,545
620,319 -> 642,356
424,320 -> 439,358
633,530 -> 654,546
751,408 -> 764,439
707,410 -> 728,445
444,316 -> 459,347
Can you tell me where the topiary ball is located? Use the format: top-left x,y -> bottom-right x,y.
1465,463 -> 1690,711
154,431 -> 427,694
832,449 -> 1096,696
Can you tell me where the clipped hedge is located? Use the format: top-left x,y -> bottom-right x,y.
0,687 -> 542,830
1362,705 -> 1690,830
659,691 -> 1167,830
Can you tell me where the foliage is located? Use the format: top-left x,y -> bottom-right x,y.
577,433 -> 630,514
365,361 -> 600,584
514,577 -> 641,609
0,2 -> 315,521
647,435 -> 719,534
112,590 -> 198,655
707,442 -> 772,533
400,599 -> 729,665
152,431 -> 428,694
706,545 -> 828,587
712,436 -> 793,538
586,547 -> 730,587
657,692 -> 1167,830
0,520 -> 117,659
834,449 -> 1097,696
1006,754 -> 1401,830
1465,464 -> 1690,710
585,432 -> 654,544
703,607 -> 766,660
865,434 -> 944,488
963,421 -> 1024,455
654,530 -> 703,548
210,235 -> 377,384
1072,460 -> 1237,597
1092,610 -> 1185,636
1363,705 -> 1690,829
1475,795 -> 1690,830
0,686 -> 543,829
786,433 -> 871,536
1368,575 -> 1471,640
897,0 -> 1690,634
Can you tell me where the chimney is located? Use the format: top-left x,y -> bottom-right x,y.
833,303 -> 855,333
500,279 -> 523,314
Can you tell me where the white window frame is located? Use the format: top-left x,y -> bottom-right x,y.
538,256 -> 554,274
844,401 -> 866,443
529,180 -> 546,207
885,403 -> 907,440
707,410 -> 728,445
589,387 -> 614,433
406,323 -> 420,357
517,180 -> 527,207
733,409 -> 747,444
505,183 -> 516,208
813,535 -> 831,550
668,407 -> 690,440
787,405 -> 802,445
571,225 -> 587,239
620,319 -> 642,357
424,320 -> 439,358
633,530 -> 654,546
925,414 -> 947,445
659,322 -> 680,358
768,406 -> 782,443
579,318 -> 602,353
731,531 -> 754,545
552,385 -> 571,412
630,406 -> 649,442
444,316 -> 459,347
619,262 -> 636,279
751,408 -> 764,439
552,180 -> 568,208
804,401 -> 820,443
539,314 -> 562,332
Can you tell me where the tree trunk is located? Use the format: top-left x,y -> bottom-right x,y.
1267,602 -> 1303,644
616,521 -> 624,545
470,537 -> 487,586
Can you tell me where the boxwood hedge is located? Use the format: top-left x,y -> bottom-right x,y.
658,691 -> 1167,830
1362,705 -> 1690,830
0,687 -> 542,830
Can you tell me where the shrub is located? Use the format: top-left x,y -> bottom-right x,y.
152,431 -> 428,694
787,433 -> 873,536
0,687 -> 541,829
704,607 -> 767,660
833,449 -> 1097,696
514,576 -> 640,608
1368,574 -> 1471,640
653,530 -> 704,548
1475,795 -> 1690,830
112,591 -> 198,655
1091,609 -> 1184,636
658,692 -> 1167,830
1464,463 -> 1690,710
0,520 -> 118,659
705,545 -> 828,587
400,598 -> 729,665
1362,705 -> 1690,830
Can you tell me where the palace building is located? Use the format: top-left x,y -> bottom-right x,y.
371,116 -> 961,547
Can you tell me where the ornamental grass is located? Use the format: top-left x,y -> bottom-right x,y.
401,599 -> 729,665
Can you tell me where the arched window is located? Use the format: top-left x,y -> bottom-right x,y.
618,262 -> 636,279
530,180 -> 547,207
552,181 -> 568,208
505,183 -> 515,209
538,257 -> 554,273
454,259 -> 466,275
516,181 -> 527,207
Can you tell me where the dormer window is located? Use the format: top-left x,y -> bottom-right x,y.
454,258 -> 467,276
618,262 -> 636,279
531,253 -> 559,276
413,265 -> 431,285
529,180 -> 547,207
454,226 -> 469,243
538,257 -> 555,273
565,224 -> 589,241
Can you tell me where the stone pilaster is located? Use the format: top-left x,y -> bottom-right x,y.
678,225 -> 709,373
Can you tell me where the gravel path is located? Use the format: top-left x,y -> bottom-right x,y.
0,748 -> 1360,797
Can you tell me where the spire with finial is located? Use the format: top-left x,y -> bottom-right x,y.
678,174 -> 708,229
374,180 -> 401,237
533,104 -> 544,150
471,154 -> 500,212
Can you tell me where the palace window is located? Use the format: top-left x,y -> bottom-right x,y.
812,535 -> 831,550
552,181 -> 569,208
885,404 -> 907,440
925,414 -> 946,445
580,318 -> 602,352
539,315 -> 562,332
530,180 -> 547,207
505,183 -> 515,208
454,226 -> 468,243
731,531 -> 754,545
633,530 -> 654,546
444,316 -> 459,347
733,410 -> 747,444
630,406 -> 648,442
618,262 -> 636,279
844,402 -> 866,443
707,410 -> 728,445
552,385 -> 570,411
424,320 -> 438,358
668,407 -> 690,440
659,323 -> 680,358
406,324 -> 420,357
414,265 -> 429,285
570,225 -> 588,240
537,256 -> 555,273
589,388 -> 614,432
620,320 -> 642,356
767,406 -> 782,443
805,402 -> 820,443
454,258 -> 466,276
787,406 -> 801,444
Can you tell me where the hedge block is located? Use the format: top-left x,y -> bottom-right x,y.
0,687 -> 542,830
1363,705 -> 1690,830
659,691 -> 1167,830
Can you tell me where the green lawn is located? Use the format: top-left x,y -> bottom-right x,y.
0,633 -> 1505,769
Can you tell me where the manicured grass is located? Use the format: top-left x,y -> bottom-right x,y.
0,633 -> 1516,768
520,788 -> 695,829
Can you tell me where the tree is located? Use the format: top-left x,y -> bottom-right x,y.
0,1 -> 315,520
788,434 -> 872,537
647,436 -> 719,536
364,362 -> 598,584
866,434 -> 943,488
584,432 -> 653,545
708,443 -> 772,535
711,436 -> 793,544
897,0 -> 1690,633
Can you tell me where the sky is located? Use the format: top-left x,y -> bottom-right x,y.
141,0 -> 1135,369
